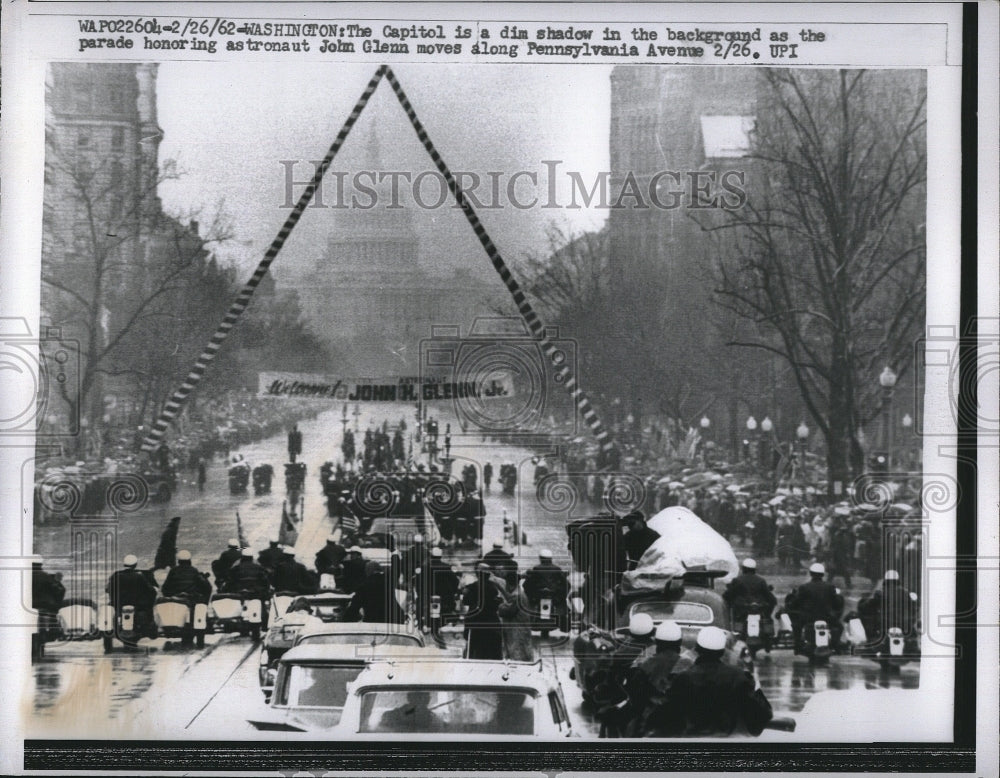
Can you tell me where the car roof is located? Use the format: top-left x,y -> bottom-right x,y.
349,659 -> 553,692
280,643 -> 434,665
296,621 -> 424,641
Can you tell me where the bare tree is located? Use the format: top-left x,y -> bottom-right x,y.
706,69 -> 926,490
42,136 -> 233,455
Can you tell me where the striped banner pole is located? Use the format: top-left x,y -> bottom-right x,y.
382,67 -> 615,453
140,66 -> 389,452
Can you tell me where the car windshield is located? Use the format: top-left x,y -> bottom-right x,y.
297,633 -> 421,647
630,601 -> 715,625
358,688 -> 535,735
278,664 -> 365,708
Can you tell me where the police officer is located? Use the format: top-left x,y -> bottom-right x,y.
226,547 -> 272,602
664,626 -> 773,737
786,562 -> 844,652
397,534 -> 430,592
482,540 -> 519,591
625,621 -> 695,737
483,462 -> 493,492
314,534 -> 347,579
595,613 -> 656,737
723,558 -> 777,642
106,554 -> 158,636
32,558 -> 66,651
461,562 -> 507,659
523,549 -> 569,632
272,547 -> 317,594
622,511 -> 660,567
161,550 -> 212,604
211,539 -> 242,582
858,569 -> 919,641
257,539 -> 284,575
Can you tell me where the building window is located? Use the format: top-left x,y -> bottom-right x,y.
111,127 -> 125,151
77,132 -> 91,148
699,115 -> 755,160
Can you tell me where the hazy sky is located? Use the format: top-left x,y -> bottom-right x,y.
156,62 -> 612,286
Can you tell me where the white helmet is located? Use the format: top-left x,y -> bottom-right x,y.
884,569 -> 900,581
227,538 -> 239,548
628,612 -> 655,637
696,626 -> 727,651
123,554 -> 138,568
809,562 -> 826,576
742,558 -> 757,570
655,620 -> 683,642
177,550 -> 192,562
539,549 -> 553,560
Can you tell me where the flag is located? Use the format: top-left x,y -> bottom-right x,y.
153,516 -> 180,570
236,510 -> 248,548
278,501 -> 298,547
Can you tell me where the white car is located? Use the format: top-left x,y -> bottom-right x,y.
336,659 -> 577,738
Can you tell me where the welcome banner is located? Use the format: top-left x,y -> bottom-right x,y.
258,372 -> 516,402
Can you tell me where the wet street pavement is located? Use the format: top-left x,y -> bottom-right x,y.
27,404 -> 921,739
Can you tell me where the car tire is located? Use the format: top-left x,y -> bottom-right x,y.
103,635 -> 113,653
250,625 -> 261,642
195,632 -> 205,649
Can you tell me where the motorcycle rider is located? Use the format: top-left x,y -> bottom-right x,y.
857,569 -> 919,643
523,549 -> 569,632
424,547 -> 460,623
211,539 -> 242,582
225,548 -> 272,624
106,554 -> 158,638
272,547 -> 318,594
161,550 -> 213,604
624,620 -> 695,737
32,559 -> 66,646
723,558 -> 777,649
397,534 -> 430,592
786,562 -> 844,653
257,539 -> 284,575
663,626 -> 773,737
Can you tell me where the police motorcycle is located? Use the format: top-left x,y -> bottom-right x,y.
208,572 -> 268,641
153,595 -> 209,648
99,599 -> 158,652
499,464 -> 517,496
850,575 -> 921,673
734,598 -> 776,659
34,597 -> 102,658
252,464 -> 274,496
228,456 -> 251,494
798,619 -> 834,666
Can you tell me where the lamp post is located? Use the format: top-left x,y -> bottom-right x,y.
700,416 -> 710,466
760,416 -> 773,481
341,403 -> 349,435
746,415 -> 758,469
353,402 -> 362,433
796,421 -> 810,488
879,366 -> 897,468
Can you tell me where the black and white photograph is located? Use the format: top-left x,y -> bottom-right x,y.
1,2 -> 995,776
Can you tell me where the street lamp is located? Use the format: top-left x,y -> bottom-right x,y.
879,366 -> 897,468
796,421 -> 810,488
745,416 -> 757,465
699,416 -> 710,466
341,403 -> 349,434
760,416 -> 773,479
901,412 -> 914,470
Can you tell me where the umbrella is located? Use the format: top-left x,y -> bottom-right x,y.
854,502 -> 879,512
683,473 -> 714,487
726,484 -> 742,493
889,502 -> 915,514
833,505 -> 851,516
768,495 -> 786,506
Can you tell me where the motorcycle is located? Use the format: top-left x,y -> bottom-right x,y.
798,619 -> 833,666
500,464 -> 517,496
252,464 -> 274,496
735,601 -> 775,659
208,590 -> 266,641
153,596 -> 208,647
846,609 -> 920,672
32,598 -> 101,659
98,602 -> 157,652
519,583 -> 569,638
228,463 -> 250,494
